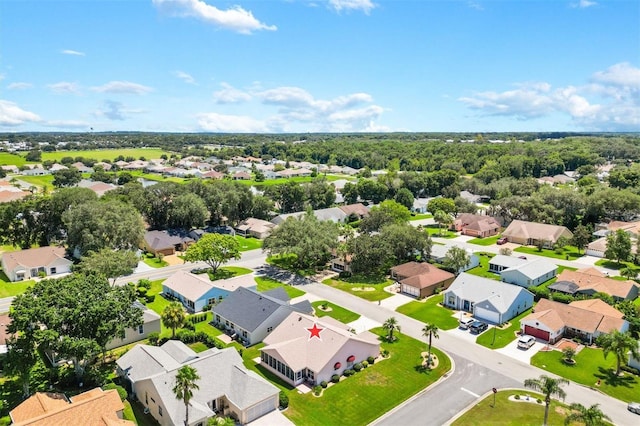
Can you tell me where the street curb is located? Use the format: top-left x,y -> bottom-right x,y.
442,387 -> 525,426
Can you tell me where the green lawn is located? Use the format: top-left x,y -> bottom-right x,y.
235,235 -> 262,251
396,294 -> 460,330
476,309 -> 532,349
141,254 -> 168,268
322,274 -> 393,302
16,174 -> 55,191
0,152 -> 27,166
254,276 -> 306,298
531,347 -> 640,402
595,258 -> 640,272
312,301 -> 360,323
467,235 -> 501,246
38,148 -> 172,163
514,245 -> 583,261
0,270 -> 35,299
409,213 -> 433,221
208,266 -> 253,281
466,252 -> 500,280
283,328 -> 451,426
451,390 -> 570,426
128,170 -> 188,184
424,225 -> 457,239
145,279 -> 172,315
128,399 -> 161,426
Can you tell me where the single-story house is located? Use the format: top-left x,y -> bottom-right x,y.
141,230 -> 193,256
520,298 -> 628,344
71,162 -> 93,173
235,218 -> 275,239
202,170 -> 224,180
585,237 -> 608,258
233,171 -> 251,180
390,261 -> 455,298
453,213 -> 500,238
442,273 -> 535,324
428,245 -> 479,272
212,287 -> 313,346
77,179 -> 118,197
501,220 -> 573,248
162,270 -> 232,312
106,302 -> 162,350
459,191 -> 490,204
330,255 -> 352,273
9,388 -> 132,426
260,312 -> 380,387
548,268 -> 639,301
117,341 -> 279,425
271,207 -> 347,225
488,255 -> 527,273
339,203 -> 370,220
207,225 -> 236,236
1,246 -> 72,282
412,198 -> 429,214
499,259 -> 558,288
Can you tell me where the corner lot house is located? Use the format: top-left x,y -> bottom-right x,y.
501,220 -> 573,248
499,259 -> 558,288
1,246 -> 72,282
261,312 -> 380,387
443,273 -> 534,324
212,287 -> 313,346
162,270 -> 232,312
548,268 -> 639,301
117,341 -> 279,425
390,261 -> 455,298
9,388 -> 132,426
520,298 -> 628,344
453,213 -> 500,237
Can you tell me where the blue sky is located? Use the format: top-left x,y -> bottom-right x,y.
1,0 -> 638,133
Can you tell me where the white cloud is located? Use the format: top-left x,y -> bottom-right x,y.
173,70 -> 196,84
213,83 -> 252,103
467,1 -> 484,11
0,100 -> 41,127
91,81 -> 153,94
329,0 -> 376,14
48,82 -> 80,94
152,0 -> 276,34
197,112 -> 268,132
571,0 -> 597,8
94,100 -> 146,121
459,62 -> 640,131
259,86 -> 315,107
7,82 -> 33,90
61,49 -> 85,56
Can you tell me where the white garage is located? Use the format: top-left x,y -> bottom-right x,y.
474,305 -> 500,324
244,396 -> 278,424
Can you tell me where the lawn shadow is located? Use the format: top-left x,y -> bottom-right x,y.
594,367 -> 638,388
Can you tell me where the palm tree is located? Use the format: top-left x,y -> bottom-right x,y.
619,267 -> 637,280
162,301 -> 186,338
596,329 -> 640,375
422,323 -> 439,367
562,347 -> 576,364
173,365 -> 200,426
383,317 -> 401,342
564,403 -> 611,426
524,375 -> 569,426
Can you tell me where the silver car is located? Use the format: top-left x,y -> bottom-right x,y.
628,402 -> 640,415
517,335 -> 536,349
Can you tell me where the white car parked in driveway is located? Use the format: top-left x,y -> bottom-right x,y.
517,335 -> 536,349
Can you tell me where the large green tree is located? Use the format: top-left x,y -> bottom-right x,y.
380,223 -> 432,264
571,224 -> 591,254
168,193 -> 209,230
183,233 -> 241,273
433,210 -> 454,236
52,167 -> 82,188
443,246 -> 471,275
596,329 -> 639,375
427,197 -> 456,215
523,375 -> 568,426
173,365 -> 201,426
62,200 -> 145,256
263,212 -> 339,269
394,187 -> 414,210
360,200 -> 411,233
74,248 -> 139,282
604,228 -> 632,265
9,274 -> 142,381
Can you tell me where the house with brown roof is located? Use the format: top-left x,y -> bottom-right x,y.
1,246 -> 72,282
235,217 -> 275,239
548,268 -> 639,301
501,220 -> 573,248
452,213 -> 500,238
141,230 -> 193,256
390,261 -> 455,298
339,203 -> 370,220
260,312 -> 379,387
9,388 -> 132,426
520,298 -> 628,344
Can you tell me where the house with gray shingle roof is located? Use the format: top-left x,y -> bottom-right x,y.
212,287 -> 312,346
443,273 -> 534,324
499,259 -> 558,288
117,341 -> 279,425
271,207 -> 347,225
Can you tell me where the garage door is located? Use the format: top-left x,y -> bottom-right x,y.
401,284 -> 419,297
245,397 -> 276,423
524,325 -> 550,341
474,307 -> 499,324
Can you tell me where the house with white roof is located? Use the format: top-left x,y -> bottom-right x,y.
499,258 -> 557,288
488,254 -> 528,273
271,207 -> 347,225
442,273 -> 534,324
212,287 -> 313,346
117,341 -> 279,425
162,270 -> 233,312
260,312 -> 380,387
428,244 -> 479,272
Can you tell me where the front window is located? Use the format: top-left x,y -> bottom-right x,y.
138,325 -> 144,334
50,267 -> 57,274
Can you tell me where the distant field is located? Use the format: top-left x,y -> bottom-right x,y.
39,148 -> 171,163
0,152 -> 27,166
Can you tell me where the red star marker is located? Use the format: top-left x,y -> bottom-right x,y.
307,323 -> 323,340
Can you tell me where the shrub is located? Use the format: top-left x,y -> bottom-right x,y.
362,361 -> 369,368
320,381 -> 328,388
381,349 -> 389,358
147,332 -> 160,346
514,394 -> 520,400
537,399 -> 542,404
136,287 -> 148,297
176,329 -> 196,343
367,356 -> 375,364
145,294 -> 155,303
279,391 -> 289,409
201,305 -> 211,312
331,374 -> 340,383
339,271 -> 352,279
353,362 -> 363,372
137,279 -> 152,289
103,383 -> 128,401
313,385 -> 322,396
343,369 -> 355,377
183,322 -> 195,331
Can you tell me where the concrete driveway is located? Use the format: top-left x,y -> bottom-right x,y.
347,315 -> 381,333
496,338 -> 545,364
247,409 -> 294,426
